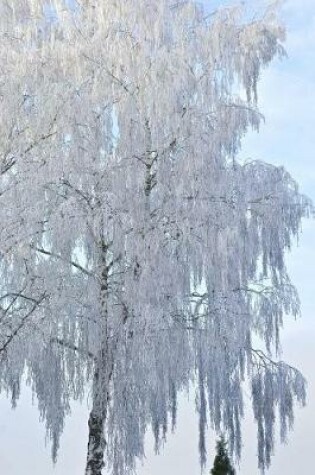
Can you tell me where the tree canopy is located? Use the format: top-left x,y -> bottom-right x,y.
0,2 -> 311,474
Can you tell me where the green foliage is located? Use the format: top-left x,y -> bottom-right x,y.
211,436 -> 235,475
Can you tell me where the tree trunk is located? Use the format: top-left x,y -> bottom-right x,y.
85,240 -> 112,475
85,345 -> 111,475
144,118 -> 156,214
86,407 -> 107,474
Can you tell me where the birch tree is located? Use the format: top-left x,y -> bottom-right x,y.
0,1 -> 312,474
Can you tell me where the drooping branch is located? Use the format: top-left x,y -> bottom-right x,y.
0,293 -> 47,355
51,337 -> 96,360
33,246 -> 96,279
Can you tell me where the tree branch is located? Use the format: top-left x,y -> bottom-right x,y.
51,337 -> 95,360
33,246 -> 95,279
0,293 -> 47,355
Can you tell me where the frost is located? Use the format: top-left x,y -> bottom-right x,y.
0,1 -> 312,474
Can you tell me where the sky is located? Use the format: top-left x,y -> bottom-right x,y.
0,1 -> 314,474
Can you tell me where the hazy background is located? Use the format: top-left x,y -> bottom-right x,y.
0,0 -> 314,473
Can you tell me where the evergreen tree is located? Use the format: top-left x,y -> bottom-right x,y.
211,436 -> 235,475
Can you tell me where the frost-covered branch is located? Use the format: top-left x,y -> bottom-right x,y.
32,246 -> 95,279
0,293 -> 46,356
